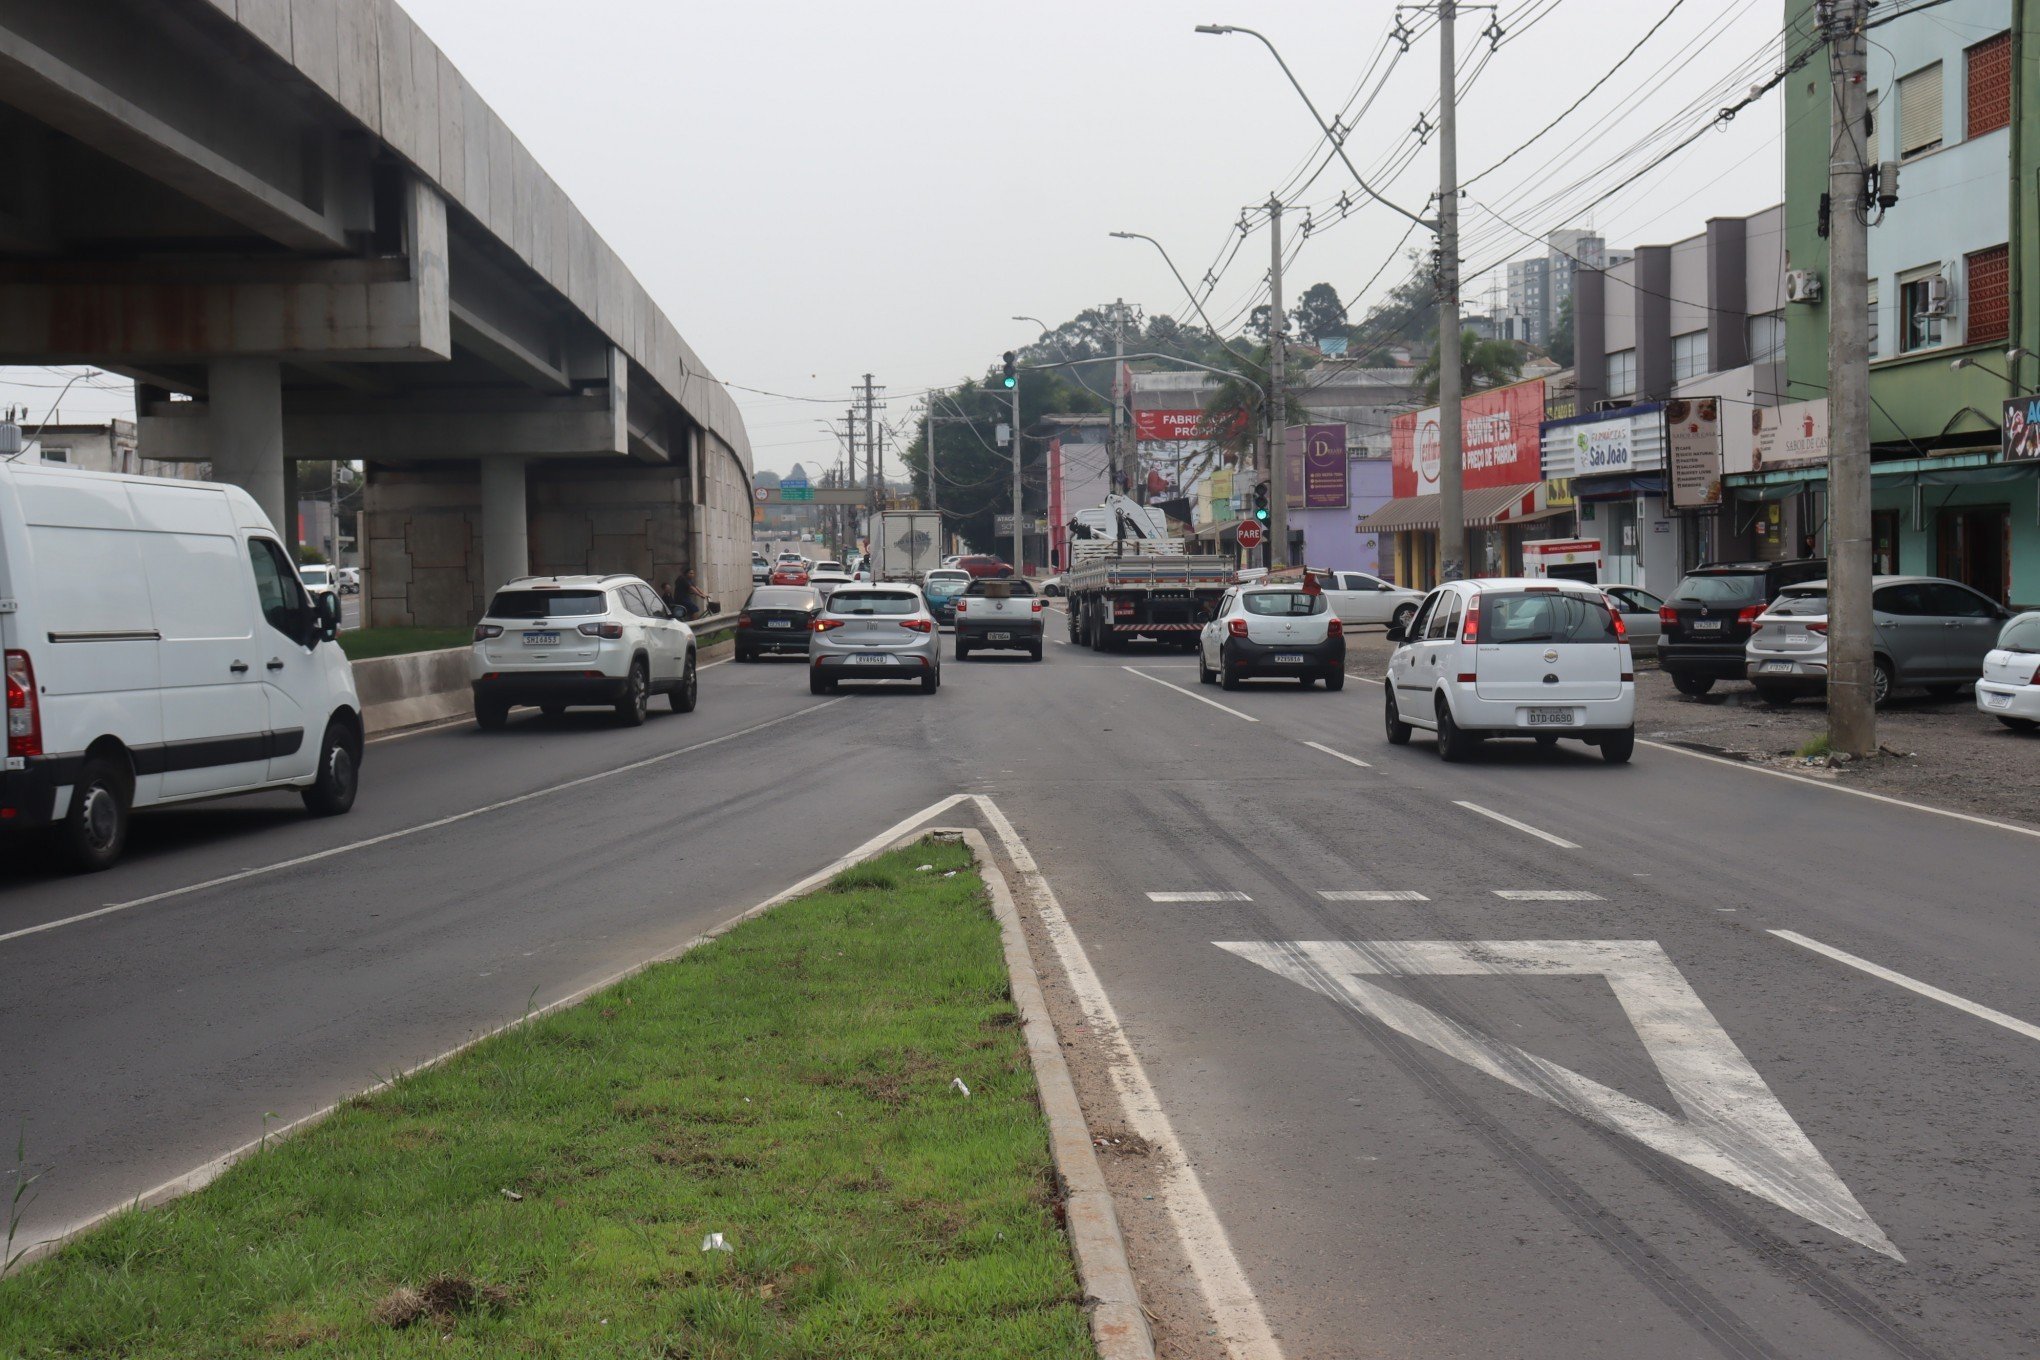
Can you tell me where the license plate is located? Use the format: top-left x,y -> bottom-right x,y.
1275,653 -> 1306,664
1759,661 -> 1792,674
988,631 -> 1010,641
522,632 -> 560,646
1984,691 -> 2013,709
853,653 -> 895,665
1690,619 -> 1722,633
1526,707 -> 1575,726
766,620 -> 792,629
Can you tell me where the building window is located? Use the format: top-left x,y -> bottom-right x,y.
1606,349 -> 1637,399
1867,280 -> 1880,357
1966,32 -> 2011,139
1897,62 -> 1943,156
1672,331 -> 1709,380
1747,313 -> 1786,363
1898,265 -> 1946,352
1966,244 -> 2010,345
40,447 -> 69,464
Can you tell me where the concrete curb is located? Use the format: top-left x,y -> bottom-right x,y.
932,825 -> 1157,1360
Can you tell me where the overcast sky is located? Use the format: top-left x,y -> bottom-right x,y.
2,0 -> 1789,479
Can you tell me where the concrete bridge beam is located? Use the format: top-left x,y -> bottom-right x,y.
479,456 -> 529,599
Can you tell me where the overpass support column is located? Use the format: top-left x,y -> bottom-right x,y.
208,360 -> 286,533
480,457 -> 530,597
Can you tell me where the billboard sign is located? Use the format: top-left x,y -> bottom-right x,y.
1570,416 -> 1635,475
1302,425 -> 1349,508
1751,399 -> 1829,469
1391,380 -> 1545,497
2003,395 -> 2040,461
1134,409 -> 1247,441
1666,397 -> 1723,508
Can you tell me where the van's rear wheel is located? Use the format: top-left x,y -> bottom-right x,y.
302,719 -> 360,817
60,755 -> 130,872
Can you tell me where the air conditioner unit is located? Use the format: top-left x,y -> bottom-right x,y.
1785,269 -> 1823,304
1593,399 -> 1627,413
1919,274 -> 1953,317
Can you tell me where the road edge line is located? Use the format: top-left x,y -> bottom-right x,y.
973,794 -> 1284,1360
2,792 -> 975,1276
1768,929 -> 2040,1043
935,825 -> 1156,1360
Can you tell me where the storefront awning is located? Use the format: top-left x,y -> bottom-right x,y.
1358,483 -> 1550,533
1574,471 -> 1666,501
1725,451 -> 2037,497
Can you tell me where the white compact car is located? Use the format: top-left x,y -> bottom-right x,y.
470,574 -> 698,728
1384,578 -> 1636,763
0,462 -> 360,870
1976,610 -> 2040,731
1198,584 -> 1346,689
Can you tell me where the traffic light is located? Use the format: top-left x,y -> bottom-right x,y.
1001,352 -> 1017,389
1252,481 -> 1270,523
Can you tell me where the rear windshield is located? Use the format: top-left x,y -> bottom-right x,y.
300,567 -> 330,583
488,588 -> 607,619
747,587 -> 819,610
1672,572 -> 1764,605
829,591 -> 920,616
1242,591 -> 1327,617
1770,589 -> 1828,616
1478,591 -> 1619,644
966,578 -> 1035,597
1999,615 -> 2040,652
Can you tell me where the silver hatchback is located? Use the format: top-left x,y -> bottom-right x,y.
1746,575 -> 2013,706
809,584 -> 941,694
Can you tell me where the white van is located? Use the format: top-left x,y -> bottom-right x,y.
0,462 -> 362,871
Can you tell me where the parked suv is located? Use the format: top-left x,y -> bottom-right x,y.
470,574 -> 698,728
1657,559 -> 1826,695
1384,579 -> 1635,763
1747,576 -> 2013,706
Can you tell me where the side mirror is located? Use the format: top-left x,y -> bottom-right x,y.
1385,622 -> 1406,643
317,591 -> 342,641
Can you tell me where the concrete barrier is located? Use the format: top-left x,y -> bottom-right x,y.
353,613 -> 738,736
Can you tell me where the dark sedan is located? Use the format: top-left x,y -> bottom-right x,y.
735,586 -> 823,661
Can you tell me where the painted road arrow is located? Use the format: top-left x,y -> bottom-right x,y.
1217,938 -> 1901,1260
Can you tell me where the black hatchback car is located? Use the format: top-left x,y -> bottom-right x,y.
735,585 -> 822,661
1657,559 -> 1827,695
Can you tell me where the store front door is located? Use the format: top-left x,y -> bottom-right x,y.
1937,505 -> 2010,603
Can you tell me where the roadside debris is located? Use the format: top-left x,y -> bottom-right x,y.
498,1187 -> 523,1202
701,1232 -> 732,1253
951,1077 -> 971,1097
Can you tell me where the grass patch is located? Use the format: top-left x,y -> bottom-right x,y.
0,841 -> 1086,1358
337,627 -> 472,661
696,624 -> 735,650
1796,732 -> 1832,759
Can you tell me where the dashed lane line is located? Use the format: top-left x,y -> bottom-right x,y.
1770,929 -> 2040,1044
1493,889 -> 1604,901
1302,740 -> 1371,769
1146,891 -> 1254,903
1321,890 -> 1429,902
1120,666 -> 1259,723
1452,800 -> 1581,850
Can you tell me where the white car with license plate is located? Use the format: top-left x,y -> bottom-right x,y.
469,574 -> 698,729
1976,610 -> 2040,731
1384,578 -> 1636,763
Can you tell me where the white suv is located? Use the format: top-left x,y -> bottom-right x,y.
1383,578 -> 1636,763
470,574 -> 698,729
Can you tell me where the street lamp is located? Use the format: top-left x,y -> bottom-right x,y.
1950,353 -> 2038,394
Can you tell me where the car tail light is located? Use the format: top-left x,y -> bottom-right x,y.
954,598 -> 968,613
814,618 -> 846,632
1228,618 -> 1249,638
1327,617 -> 1343,638
899,618 -> 933,633
6,651 -> 41,758
1031,598 -> 1044,613
1460,594 -> 1481,644
578,622 -> 625,639
737,613 -> 753,629
1658,605 -> 1677,634
473,624 -> 503,640
1736,605 -> 1764,627
1808,621 -> 1828,634
1602,597 -> 1626,639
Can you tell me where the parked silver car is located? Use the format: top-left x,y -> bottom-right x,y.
809,584 -> 941,694
1604,584 -> 1664,646
1745,575 -> 2014,706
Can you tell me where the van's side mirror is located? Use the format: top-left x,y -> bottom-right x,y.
317,591 -> 341,641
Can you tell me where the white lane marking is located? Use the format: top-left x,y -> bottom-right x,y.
0,700 -> 850,948
1770,929 -> 2040,1044
366,716 -> 472,745
1341,669 -> 1386,686
1146,891 -> 1253,903
8,793 -> 974,1272
1220,938 -> 1901,1261
1493,889 -> 1604,901
1303,740 -> 1371,769
1640,738 -> 2040,841
976,797 -> 1283,1359
1453,800 -> 1580,850
1120,666 -> 1258,723
1321,890 -> 1429,902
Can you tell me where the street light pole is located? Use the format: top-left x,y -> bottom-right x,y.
1267,198 -> 1290,571
1010,371 -> 1024,573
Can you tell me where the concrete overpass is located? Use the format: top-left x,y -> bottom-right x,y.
0,0 -> 754,623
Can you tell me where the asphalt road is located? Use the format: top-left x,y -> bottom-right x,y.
5,618 -> 2037,1358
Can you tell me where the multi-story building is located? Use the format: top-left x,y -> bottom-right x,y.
1506,256 -> 1552,346
1779,0 -> 2034,606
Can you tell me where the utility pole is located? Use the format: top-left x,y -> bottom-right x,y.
1436,0 -> 1466,584
845,403 -> 858,554
1111,299 -> 1127,500
1010,368 -> 1024,573
1825,0 -> 1876,755
1267,198 -> 1290,570
862,374 -> 878,511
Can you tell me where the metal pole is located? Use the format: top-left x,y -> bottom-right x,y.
1268,198 -> 1290,571
1826,0 -> 1877,754
1112,300 -> 1127,499
845,404 -> 858,556
863,374 -> 877,511
1010,373 -> 1024,572
1437,0 -> 1466,584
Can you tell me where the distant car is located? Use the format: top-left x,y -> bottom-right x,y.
807,569 -> 853,604
809,584 -> 940,694
1658,559 -> 1826,696
921,568 -> 971,624
1199,584 -> 1345,690
1037,572 -> 1065,598
954,575 -> 1044,660
955,554 -> 1014,579
335,566 -> 363,595
735,586 -> 823,662
814,560 -> 848,575
297,563 -> 339,604
1977,610 -> 2040,731
1603,584 -> 1664,646
1314,569 -> 1424,632
751,560 -> 770,583
776,551 -> 804,565
470,574 -> 698,728
1746,576 -> 2013,707
769,563 -> 810,587
941,555 -> 965,569
1384,579 -> 1634,763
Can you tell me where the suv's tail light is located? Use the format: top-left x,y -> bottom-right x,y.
1460,594 -> 1481,643
814,617 -> 846,632
1327,617 -> 1343,638
1228,618 -> 1249,638
1658,605 -> 1677,634
1031,598 -> 1044,613
1736,605 -> 1764,627
578,622 -> 625,639
899,618 -> 933,633
5,650 -> 40,759
473,624 -> 503,641
1808,621 -> 1829,634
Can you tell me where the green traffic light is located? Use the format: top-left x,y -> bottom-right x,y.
1002,376 -> 1016,389
1254,508 -> 1270,523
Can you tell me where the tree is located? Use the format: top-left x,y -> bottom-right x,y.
908,366 -> 1105,555
1292,282 -> 1349,344
1417,330 -> 1526,403
1196,343 -> 1323,467
1347,252 -> 1440,363
1549,292 -> 1575,368
1245,303 -> 1282,344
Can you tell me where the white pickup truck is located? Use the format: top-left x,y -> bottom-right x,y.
953,576 -> 1045,661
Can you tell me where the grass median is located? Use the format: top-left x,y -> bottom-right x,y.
336,626 -> 472,661
0,839 -> 1090,1359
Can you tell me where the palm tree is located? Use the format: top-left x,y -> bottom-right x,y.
1195,343 -> 1322,467
1417,330 -> 1526,402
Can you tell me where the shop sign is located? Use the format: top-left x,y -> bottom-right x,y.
1391,380 -> 1545,496
1283,424 -> 1349,509
1544,477 -> 1575,508
1752,399 -> 1829,469
1666,397 -> 1723,509
1572,416 -> 1635,474
2004,395 -> 2040,461
1134,409 -> 1248,441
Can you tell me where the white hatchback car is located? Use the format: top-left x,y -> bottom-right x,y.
1976,609 -> 2040,732
1384,578 -> 1636,763
470,574 -> 698,729
1198,584 -> 1347,689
